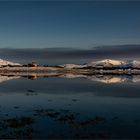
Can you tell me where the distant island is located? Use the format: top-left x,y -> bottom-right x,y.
0,58 -> 140,84
0,59 -> 140,74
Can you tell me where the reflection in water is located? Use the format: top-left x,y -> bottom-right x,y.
1,73 -> 140,84
59,74 -> 140,83
0,73 -> 140,138
0,75 -> 20,83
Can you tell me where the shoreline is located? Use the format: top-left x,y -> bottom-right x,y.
0,66 -> 140,74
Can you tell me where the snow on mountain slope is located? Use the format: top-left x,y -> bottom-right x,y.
60,59 -> 128,68
59,59 -> 140,69
0,59 -> 21,66
86,59 -> 127,67
132,60 -> 140,68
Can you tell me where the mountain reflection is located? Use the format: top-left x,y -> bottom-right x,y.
0,75 -> 20,83
1,73 -> 140,98
1,73 -> 140,84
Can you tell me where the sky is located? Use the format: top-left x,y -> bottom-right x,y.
0,1 -> 140,48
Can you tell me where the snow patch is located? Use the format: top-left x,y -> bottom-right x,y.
0,59 -> 21,66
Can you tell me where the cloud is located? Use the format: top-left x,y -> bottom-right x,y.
44,44 -> 140,60
0,44 -> 140,65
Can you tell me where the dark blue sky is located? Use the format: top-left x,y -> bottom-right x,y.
0,1 -> 140,48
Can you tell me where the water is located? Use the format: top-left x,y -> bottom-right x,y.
0,75 -> 140,139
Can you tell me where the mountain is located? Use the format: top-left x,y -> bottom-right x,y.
1,58 -> 140,68
86,59 -> 128,68
86,59 -> 140,68
0,59 -> 21,66
60,59 -> 140,69
132,60 -> 140,68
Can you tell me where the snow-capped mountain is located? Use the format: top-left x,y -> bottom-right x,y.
86,59 -> 127,67
132,60 -> 140,68
59,59 -> 140,69
86,59 -> 140,68
0,59 -> 21,66
86,59 -> 131,68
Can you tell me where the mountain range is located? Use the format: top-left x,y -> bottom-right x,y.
1,58 -> 140,69
61,59 -> 140,68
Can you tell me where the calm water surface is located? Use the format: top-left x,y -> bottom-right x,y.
0,76 -> 140,139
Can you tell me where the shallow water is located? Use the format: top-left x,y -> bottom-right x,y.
0,76 -> 140,139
